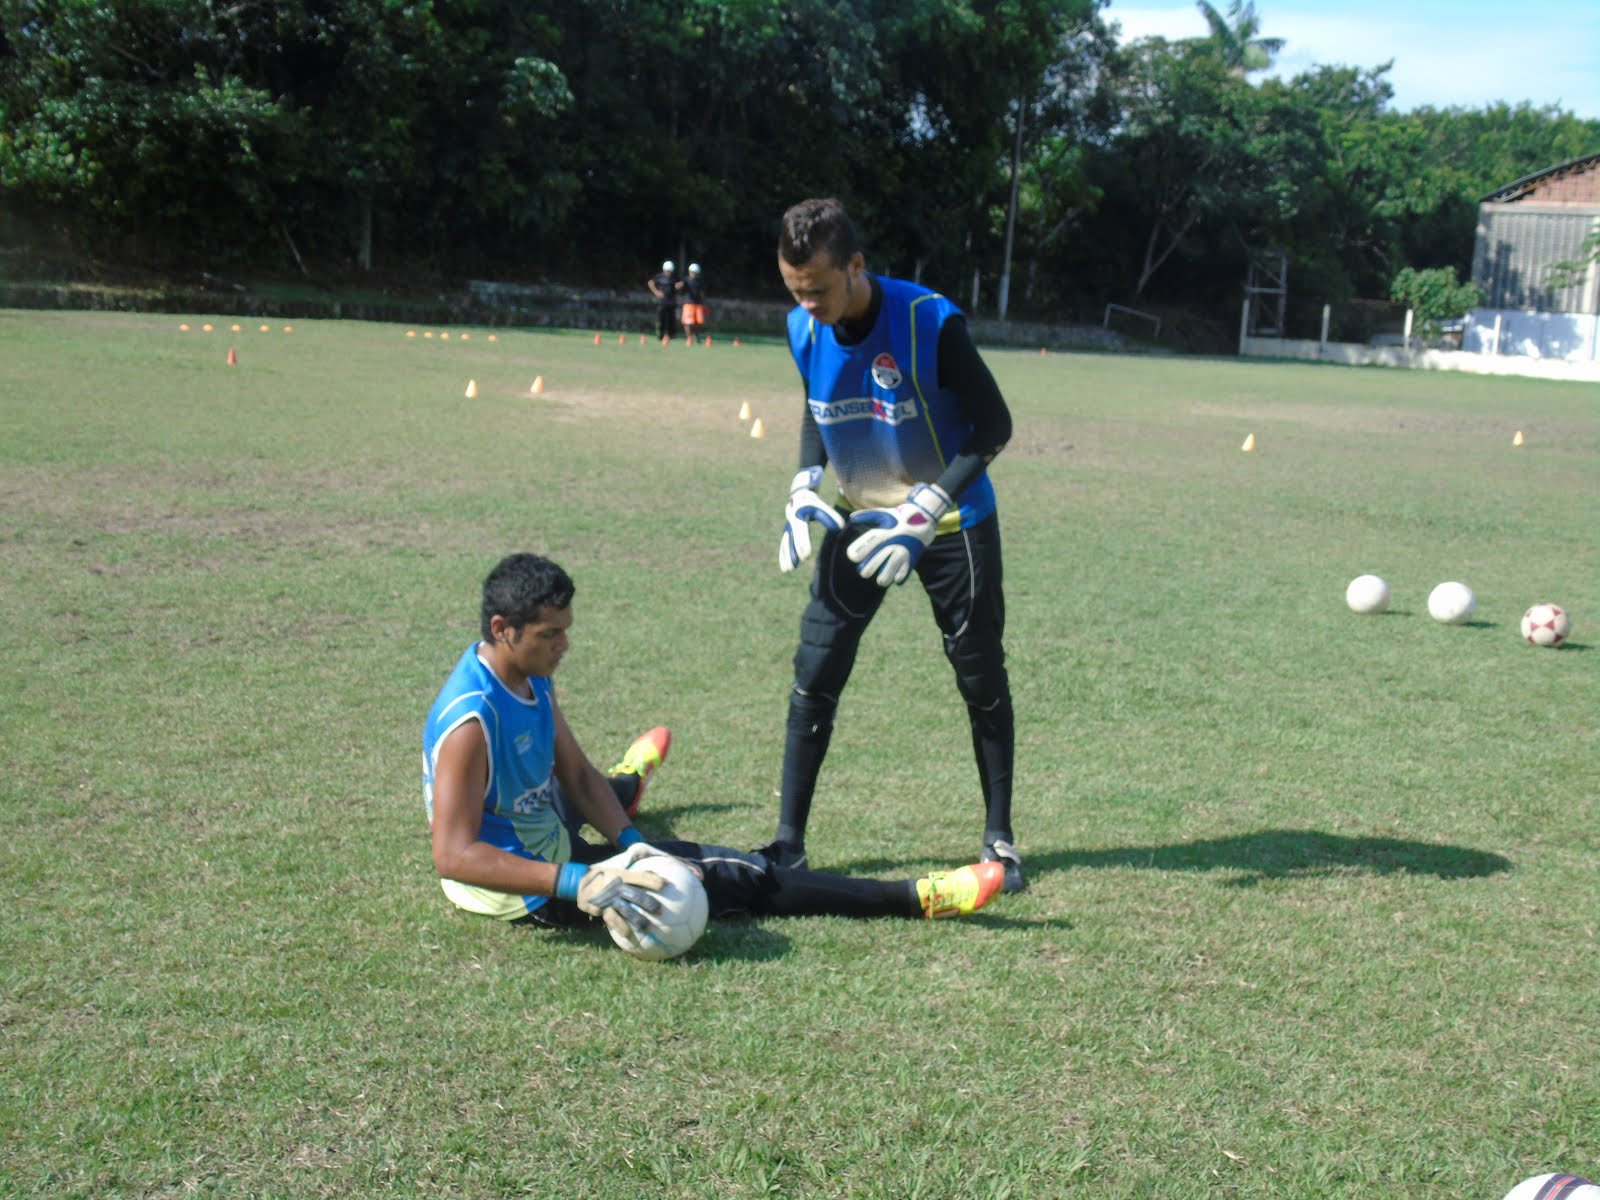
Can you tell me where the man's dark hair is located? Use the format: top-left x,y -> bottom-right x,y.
779,197 -> 862,268
480,553 -> 575,638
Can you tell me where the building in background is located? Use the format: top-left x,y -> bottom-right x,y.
1466,153 -> 1600,361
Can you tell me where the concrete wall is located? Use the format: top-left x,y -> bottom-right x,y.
1462,308 -> 1600,362
1239,335 -> 1600,382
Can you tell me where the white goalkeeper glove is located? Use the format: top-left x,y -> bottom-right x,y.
845,482 -> 952,587
559,846 -> 669,940
778,466 -> 845,573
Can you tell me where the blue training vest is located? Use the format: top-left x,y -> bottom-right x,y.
786,276 -> 996,529
422,644 -> 567,917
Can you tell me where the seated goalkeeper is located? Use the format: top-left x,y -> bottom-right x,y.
423,552 -> 1005,940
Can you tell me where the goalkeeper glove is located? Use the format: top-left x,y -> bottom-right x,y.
779,466 -> 845,573
845,483 -> 952,587
557,846 -> 668,940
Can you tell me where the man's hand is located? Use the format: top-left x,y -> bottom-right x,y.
573,848 -> 669,941
779,466 -> 845,572
845,483 -> 952,587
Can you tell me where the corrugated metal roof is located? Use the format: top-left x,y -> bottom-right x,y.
1481,152 -> 1600,204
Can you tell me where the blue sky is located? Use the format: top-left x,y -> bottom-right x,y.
1102,0 -> 1600,120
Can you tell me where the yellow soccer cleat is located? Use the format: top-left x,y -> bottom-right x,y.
916,861 -> 1005,919
608,726 -> 671,817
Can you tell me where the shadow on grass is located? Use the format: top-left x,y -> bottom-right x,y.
1032,829 -> 1512,887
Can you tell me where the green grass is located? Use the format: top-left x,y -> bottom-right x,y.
2,310 -> 1596,1199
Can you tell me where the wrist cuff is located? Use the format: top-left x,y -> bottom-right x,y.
616,826 -> 645,850
555,862 -> 587,901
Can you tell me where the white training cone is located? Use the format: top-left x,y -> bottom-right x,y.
1241,433 -> 1256,452
750,418 -> 765,439
465,379 -> 477,398
532,376 -> 545,395
1513,430 -> 1524,446
738,401 -> 751,421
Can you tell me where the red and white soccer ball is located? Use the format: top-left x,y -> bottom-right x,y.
1501,1173 -> 1600,1200
607,855 -> 709,962
1519,603 -> 1572,648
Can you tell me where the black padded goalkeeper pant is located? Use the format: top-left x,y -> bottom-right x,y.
776,513 -> 1015,855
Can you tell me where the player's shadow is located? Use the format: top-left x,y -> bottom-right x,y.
1032,829 -> 1512,888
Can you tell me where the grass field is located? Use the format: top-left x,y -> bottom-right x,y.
2,310 -> 1596,1200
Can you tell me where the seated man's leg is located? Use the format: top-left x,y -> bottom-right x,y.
655,840 -> 1005,921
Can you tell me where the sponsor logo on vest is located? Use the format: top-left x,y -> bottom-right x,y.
870,352 -> 902,391
810,395 -> 918,426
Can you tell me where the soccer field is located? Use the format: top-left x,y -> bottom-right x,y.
2,310 -> 1596,1199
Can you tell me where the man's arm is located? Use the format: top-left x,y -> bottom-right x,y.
797,395 -> 827,473
933,316 -> 1013,499
549,694 -> 637,847
430,720 -> 563,897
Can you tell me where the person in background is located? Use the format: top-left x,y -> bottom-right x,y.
681,262 -> 709,344
647,259 -> 682,342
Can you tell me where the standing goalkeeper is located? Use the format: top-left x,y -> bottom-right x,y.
765,197 -> 1024,893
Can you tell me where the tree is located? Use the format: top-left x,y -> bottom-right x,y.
1192,0 -> 1284,75
0,0 -> 294,260
1389,265 -> 1482,339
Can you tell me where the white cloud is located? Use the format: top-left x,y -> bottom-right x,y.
1103,3 -> 1600,117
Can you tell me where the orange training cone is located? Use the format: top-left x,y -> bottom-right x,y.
1040,346 -> 1047,356
226,347 -> 237,366
619,334 -> 626,345
733,337 -> 742,347
593,332 -> 601,345
639,334 -> 646,345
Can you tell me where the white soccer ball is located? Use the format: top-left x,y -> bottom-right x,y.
1427,580 -> 1476,624
607,855 -> 708,962
1345,574 -> 1391,614
1520,602 -> 1572,648
1501,1173 -> 1600,1200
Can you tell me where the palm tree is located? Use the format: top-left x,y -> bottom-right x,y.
1193,0 -> 1285,75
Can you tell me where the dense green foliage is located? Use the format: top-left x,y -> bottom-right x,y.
1389,265 -> 1482,337
2,0 -> 1597,325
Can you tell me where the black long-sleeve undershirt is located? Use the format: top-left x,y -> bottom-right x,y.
796,275 -> 1012,501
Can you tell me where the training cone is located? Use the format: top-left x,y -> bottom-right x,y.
733,337 -> 741,347
593,332 -> 601,345
738,401 -> 751,421
619,333 -> 626,346
1040,346 -> 1048,356
750,418 -> 765,439
532,376 -> 545,395
465,379 -> 478,398
1241,433 -> 1256,452
1513,430 -> 1524,446
226,347 -> 237,366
